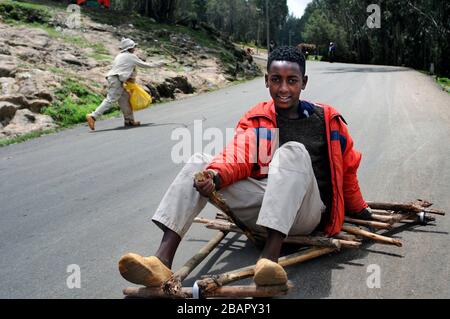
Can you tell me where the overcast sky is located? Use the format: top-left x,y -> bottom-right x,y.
287,0 -> 313,18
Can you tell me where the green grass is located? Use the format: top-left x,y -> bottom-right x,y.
420,71 -> 450,94
42,78 -> 118,127
87,52 -> 112,61
220,50 -> 236,65
437,77 -> 450,93
307,55 -> 323,61
91,42 -> 109,55
0,128 -> 58,147
0,0 -> 51,24
87,42 -> 111,61
48,66 -> 65,74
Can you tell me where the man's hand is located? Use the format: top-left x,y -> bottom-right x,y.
347,207 -> 373,220
193,170 -> 217,198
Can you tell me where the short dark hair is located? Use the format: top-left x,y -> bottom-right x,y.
267,46 -> 306,76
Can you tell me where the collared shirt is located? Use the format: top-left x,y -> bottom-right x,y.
106,52 -> 154,82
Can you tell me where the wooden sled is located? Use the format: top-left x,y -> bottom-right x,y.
123,174 -> 446,299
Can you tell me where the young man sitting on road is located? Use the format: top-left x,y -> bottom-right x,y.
118,46 -> 371,287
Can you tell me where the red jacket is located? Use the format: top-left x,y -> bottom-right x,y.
206,100 -> 368,236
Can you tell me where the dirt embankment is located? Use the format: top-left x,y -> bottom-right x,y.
0,1 -> 261,140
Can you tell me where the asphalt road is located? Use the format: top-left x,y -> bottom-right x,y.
1,61 -> 449,299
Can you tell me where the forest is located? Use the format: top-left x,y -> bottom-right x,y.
56,0 -> 450,76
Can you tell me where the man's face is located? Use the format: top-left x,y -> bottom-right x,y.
265,61 -> 308,109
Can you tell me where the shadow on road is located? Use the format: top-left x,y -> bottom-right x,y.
91,122 -> 188,133
178,221 -> 446,299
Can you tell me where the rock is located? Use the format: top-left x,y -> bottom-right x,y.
0,93 -> 53,115
60,53 -> 84,66
48,12 -> 67,29
0,77 -> 19,95
4,39 -> 28,48
15,70 -> 59,100
14,46 -> 41,63
1,109 -> 57,137
0,46 -> 11,55
0,101 -> 18,126
90,24 -> 109,32
156,76 -> 195,99
0,54 -> 18,77
166,76 -> 195,94
35,91 -> 53,103
156,82 -> 175,99
4,28 -> 51,49
0,95 -> 29,108
28,99 -> 51,113
139,80 -> 160,101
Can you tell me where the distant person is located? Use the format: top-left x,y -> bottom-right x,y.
117,46 -> 370,288
86,38 -> 163,130
328,42 -> 336,63
269,40 -> 277,53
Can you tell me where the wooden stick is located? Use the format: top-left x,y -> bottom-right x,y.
124,283 -> 293,299
162,231 -> 227,296
344,217 -> 393,230
334,232 -> 360,242
194,218 -> 243,233
216,211 -> 231,221
341,225 -> 402,247
367,201 -> 445,216
197,247 -> 336,293
370,209 -> 393,215
372,213 -> 417,224
195,218 -> 361,249
193,217 -> 213,225
194,172 -> 258,244
206,222 -> 242,233
284,236 -> 361,249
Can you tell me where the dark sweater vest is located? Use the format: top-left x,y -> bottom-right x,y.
276,105 -> 333,212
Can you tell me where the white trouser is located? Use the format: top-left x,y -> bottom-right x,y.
90,75 -> 134,121
152,142 -> 326,238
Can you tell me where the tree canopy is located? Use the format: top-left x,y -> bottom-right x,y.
299,0 -> 449,76
61,0 -> 449,75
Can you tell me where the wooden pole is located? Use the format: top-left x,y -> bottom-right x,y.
284,236 -> 361,249
162,231 -> 227,296
124,282 -> 293,299
370,209 -> 395,216
197,247 -> 336,293
341,225 -> 403,247
372,213 -> 420,224
344,217 -> 393,230
367,201 -> 445,216
334,232 -> 360,242
194,172 -> 257,244
195,218 -> 361,249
